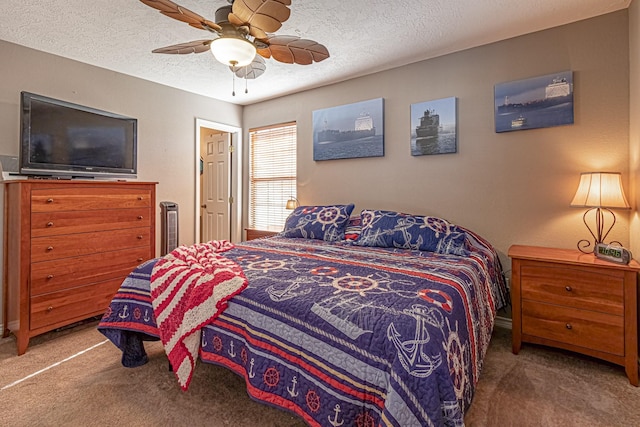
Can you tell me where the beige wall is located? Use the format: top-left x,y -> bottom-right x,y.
243,11 -> 631,272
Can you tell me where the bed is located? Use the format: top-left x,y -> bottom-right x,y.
98,206 -> 507,427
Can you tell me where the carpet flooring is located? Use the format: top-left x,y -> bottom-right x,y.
1,322 -> 639,426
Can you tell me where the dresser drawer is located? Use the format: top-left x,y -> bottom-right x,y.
31,208 -> 151,237
521,262 -> 624,316
522,300 -> 624,356
31,247 -> 150,296
31,187 -> 152,212
30,278 -> 124,331
31,227 -> 151,262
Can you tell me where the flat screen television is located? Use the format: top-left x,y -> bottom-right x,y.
20,91 -> 137,179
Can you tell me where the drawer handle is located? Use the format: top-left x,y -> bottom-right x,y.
565,286 -> 572,292
565,323 -> 573,330
137,196 -> 143,201
46,274 -> 54,280
137,257 -> 144,262
46,221 -> 54,227
46,246 -> 54,251
137,235 -> 143,240
46,198 -> 54,203
46,306 -> 53,312
137,216 -> 143,220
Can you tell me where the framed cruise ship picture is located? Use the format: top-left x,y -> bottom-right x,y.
494,70 -> 574,133
410,97 -> 457,156
312,98 -> 384,161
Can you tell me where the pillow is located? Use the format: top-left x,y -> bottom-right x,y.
354,209 -> 468,255
344,215 -> 362,241
281,204 -> 355,241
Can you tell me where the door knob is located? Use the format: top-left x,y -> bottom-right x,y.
201,204 -> 207,208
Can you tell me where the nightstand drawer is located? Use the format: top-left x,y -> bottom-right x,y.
521,262 -> 624,315
522,301 -> 624,356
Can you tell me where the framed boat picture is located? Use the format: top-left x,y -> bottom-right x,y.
494,70 -> 574,133
410,97 -> 457,156
313,98 -> 384,161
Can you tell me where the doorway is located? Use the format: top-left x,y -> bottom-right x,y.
194,119 -> 242,244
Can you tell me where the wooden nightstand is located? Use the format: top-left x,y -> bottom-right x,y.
509,244 -> 640,386
245,228 -> 279,241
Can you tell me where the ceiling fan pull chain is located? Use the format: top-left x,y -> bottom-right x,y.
231,63 -> 236,96
245,68 -> 249,94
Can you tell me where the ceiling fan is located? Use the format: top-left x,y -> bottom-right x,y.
139,0 -> 330,95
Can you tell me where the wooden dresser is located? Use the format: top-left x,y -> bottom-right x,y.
509,245 -> 640,386
3,180 -> 157,355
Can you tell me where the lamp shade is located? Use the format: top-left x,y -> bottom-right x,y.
210,37 -> 256,67
286,198 -> 298,210
570,172 -> 630,209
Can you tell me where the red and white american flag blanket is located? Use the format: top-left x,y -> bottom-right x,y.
150,240 -> 247,390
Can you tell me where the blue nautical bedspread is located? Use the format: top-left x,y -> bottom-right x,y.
99,234 -> 507,427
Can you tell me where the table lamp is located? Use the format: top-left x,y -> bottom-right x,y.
570,172 -> 630,253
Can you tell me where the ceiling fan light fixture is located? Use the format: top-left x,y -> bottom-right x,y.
210,37 -> 256,67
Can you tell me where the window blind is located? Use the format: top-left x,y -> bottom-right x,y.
249,122 -> 296,231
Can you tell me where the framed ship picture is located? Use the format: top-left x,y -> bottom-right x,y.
494,70 -> 574,133
410,97 -> 457,156
313,98 -> 384,161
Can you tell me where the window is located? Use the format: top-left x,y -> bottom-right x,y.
249,122 -> 296,231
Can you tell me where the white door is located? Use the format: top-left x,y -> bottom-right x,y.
202,132 -> 231,242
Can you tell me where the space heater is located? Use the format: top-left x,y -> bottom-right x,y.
160,201 -> 179,256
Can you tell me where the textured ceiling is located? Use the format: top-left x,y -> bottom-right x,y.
0,0 -> 631,106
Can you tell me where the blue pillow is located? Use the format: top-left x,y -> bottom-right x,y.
281,204 -> 355,241
355,210 -> 468,255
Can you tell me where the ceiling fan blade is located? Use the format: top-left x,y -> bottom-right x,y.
231,56 -> 267,79
256,48 -> 271,59
229,0 -> 291,40
262,35 -> 329,65
139,0 -> 221,32
152,40 -> 213,54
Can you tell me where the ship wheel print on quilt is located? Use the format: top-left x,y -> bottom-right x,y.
444,318 -> 467,400
241,346 -> 248,366
355,411 -> 376,427
305,390 -> 321,413
263,367 -> 280,388
212,335 -> 223,353
315,269 -> 417,299
329,273 -> 379,296
245,257 -> 287,273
